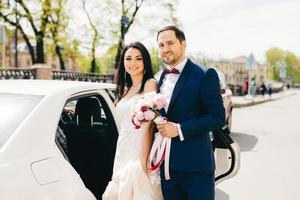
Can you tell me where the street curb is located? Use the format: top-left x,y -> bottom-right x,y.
233,99 -> 274,108
232,91 -> 297,108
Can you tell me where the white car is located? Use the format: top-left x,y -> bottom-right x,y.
0,80 -> 240,200
213,67 -> 233,134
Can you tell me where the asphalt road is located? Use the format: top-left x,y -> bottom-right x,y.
216,90 -> 300,200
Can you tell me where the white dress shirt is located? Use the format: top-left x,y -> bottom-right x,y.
156,58 -> 187,141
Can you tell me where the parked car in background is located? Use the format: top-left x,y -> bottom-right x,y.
214,68 -> 233,134
0,80 -> 239,199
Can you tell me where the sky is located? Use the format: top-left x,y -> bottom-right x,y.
174,0 -> 300,63
63,0 -> 300,63
8,0 -> 299,64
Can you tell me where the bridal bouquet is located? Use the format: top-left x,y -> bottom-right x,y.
131,92 -> 172,179
131,91 -> 167,129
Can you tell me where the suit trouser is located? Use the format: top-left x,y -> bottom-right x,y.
160,167 -> 215,200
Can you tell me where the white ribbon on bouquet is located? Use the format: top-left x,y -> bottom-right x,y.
148,116 -> 172,180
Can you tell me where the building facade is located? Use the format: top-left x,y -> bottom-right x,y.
208,56 -> 267,95
0,29 -> 79,71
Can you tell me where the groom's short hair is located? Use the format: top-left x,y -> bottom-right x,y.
157,26 -> 186,43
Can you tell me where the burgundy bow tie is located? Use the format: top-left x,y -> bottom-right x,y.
164,68 -> 180,74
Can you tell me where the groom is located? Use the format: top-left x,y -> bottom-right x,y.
155,26 -> 225,200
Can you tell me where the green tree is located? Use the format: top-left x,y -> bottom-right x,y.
1,0 -> 59,64
48,0 -> 68,70
285,51 -> 300,83
69,0 -> 113,73
77,54 -> 91,73
65,39 -> 90,72
113,0 -> 180,69
265,47 -> 300,83
82,0 -> 101,73
265,47 -> 284,80
161,1 -> 181,27
150,48 -> 163,74
99,45 -> 118,74
113,0 -> 144,69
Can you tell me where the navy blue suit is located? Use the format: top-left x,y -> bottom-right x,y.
158,59 -> 225,200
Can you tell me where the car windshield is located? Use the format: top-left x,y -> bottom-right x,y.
0,93 -> 43,148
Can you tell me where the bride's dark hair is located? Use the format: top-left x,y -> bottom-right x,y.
115,42 -> 154,102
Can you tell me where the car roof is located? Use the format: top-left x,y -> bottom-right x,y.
0,80 -> 116,96
208,66 -> 227,89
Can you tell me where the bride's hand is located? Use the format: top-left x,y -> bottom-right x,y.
140,157 -> 150,174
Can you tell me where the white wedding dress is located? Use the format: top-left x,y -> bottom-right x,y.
102,95 -> 163,200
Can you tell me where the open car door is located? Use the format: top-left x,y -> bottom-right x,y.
212,129 -> 240,184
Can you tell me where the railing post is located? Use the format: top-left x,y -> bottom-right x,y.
32,64 -> 52,80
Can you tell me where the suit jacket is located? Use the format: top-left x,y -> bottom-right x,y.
157,59 -> 225,172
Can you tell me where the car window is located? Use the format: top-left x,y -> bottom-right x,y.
61,96 -> 107,124
57,95 -> 111,150
0,93 -> 43,148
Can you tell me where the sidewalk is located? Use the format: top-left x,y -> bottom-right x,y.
231,89 -> 298,108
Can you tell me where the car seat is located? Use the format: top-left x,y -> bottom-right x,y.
64,97 -> 114,199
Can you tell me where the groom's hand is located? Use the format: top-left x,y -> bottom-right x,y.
157,121 -> 179,138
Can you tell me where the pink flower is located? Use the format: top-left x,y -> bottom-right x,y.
155,98 -> 166,109
136,111 -> 145,121
145,100 -> 154,107
139,99 -> 154,108
131,115 -> 141,129
140,105 -> 148,112
130,92 -> 167,130
144,110 -> 155,121
153,94 -> 167,109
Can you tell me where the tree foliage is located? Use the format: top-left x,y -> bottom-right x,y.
48,0 -> 69,70
0,0 -> 69,66
113,0 -> 145,69
265,47 -> 300,83
82,0 -> 100,72
150,48 -> 163,74
112,0 -> 180,69
1,0 -> 180,73
265,47 -> 284,80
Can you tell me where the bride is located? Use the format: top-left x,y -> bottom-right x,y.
102,42 -> 163,200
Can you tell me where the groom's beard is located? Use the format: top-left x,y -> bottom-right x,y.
162,54 -> 176,66
161,50 -> 185,67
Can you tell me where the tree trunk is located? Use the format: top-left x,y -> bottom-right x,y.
19,28 -> 35,64
114,23 -> 125,69
27,42 -> 36,65
55,45 -> 65,70
90,32 -> 97,73
36,32 -> 45,63
114,39 -> 123,69
91,58 -> 96,73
